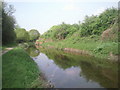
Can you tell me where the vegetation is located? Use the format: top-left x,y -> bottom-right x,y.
1,2 -> 40,44
15,28 -> 29,43
80,8 -> 117,36
15,28 -> 40,43
2,47 -> 46,88
41,37 -> 118,59
0,2 -> 2,32
42,22 -> 79,40
1,1 -> 118,88
1,2 -> 44,88
2,42 -> 17,50
29,29 -> 40,41
40,7 -> 119,59
42,8 -> 118,39
2,2 -> 16,45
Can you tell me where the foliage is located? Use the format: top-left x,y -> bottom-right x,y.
41,35 -> 118,59
42,23 -> 78,40
80,8 -> 118,36
0,2 -> 2,28
15,28 -> 29,42
2,2 -> 16,44
28,29 -> 40,41
93,42 -> 118,55
42,7 -> 118,39
40,7 -> 118,59
80,15 -> 101,36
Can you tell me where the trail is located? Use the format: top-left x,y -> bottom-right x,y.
0,47 -> 14,56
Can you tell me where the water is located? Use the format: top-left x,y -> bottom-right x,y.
26,46 -> 118,88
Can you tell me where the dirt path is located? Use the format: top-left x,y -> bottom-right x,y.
0,47 -> 14,56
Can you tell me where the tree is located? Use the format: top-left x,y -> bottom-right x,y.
41,7 -> 118,39
42,23 -> 79,40
0,2 -> 2,44
80,8 -> 118,37
28,29 -> 40,41
99,7 -> 118,30
2,2 -> 16,44
15,28 -> 29,43
0,2 -> 2,27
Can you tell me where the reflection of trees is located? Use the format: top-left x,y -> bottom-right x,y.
43,49 -> 74,69
26,47 -> 40,57
79,61 -> 118,88
40,48 -> 118,88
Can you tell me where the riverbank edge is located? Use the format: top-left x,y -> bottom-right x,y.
2,47 -> 50,88
37,44 -> 118,62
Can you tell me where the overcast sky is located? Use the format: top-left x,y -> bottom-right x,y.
5,0 -> 118,34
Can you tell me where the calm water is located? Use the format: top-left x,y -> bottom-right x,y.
26,46 -> 118,88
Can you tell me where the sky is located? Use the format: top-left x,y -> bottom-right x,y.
5,0 -> 119,34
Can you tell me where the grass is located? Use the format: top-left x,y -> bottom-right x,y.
2,47 -> 47,88
2,42 -> 17,50
41,36 -> 118,59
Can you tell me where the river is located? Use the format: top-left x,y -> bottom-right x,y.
26,46 -> 118,88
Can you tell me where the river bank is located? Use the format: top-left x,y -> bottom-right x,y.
2,47 -> 49,88
38,36 -> 119,61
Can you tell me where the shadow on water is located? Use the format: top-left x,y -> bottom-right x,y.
25,46 -> 118,88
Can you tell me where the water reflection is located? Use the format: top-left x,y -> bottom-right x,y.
26,46 -> 118,88
26,46 -> 40,57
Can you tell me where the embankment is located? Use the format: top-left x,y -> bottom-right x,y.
35,39 -> 118,62
2,47 -> 48,88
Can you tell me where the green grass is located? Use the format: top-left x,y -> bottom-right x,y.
2,47 -> 46,88
41,36 -> 118,59
2,42 -> 18,50
3,42 -> 17,47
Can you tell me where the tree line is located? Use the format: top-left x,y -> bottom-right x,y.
42,7 -> 118,40
1,1 -> 118,44
15,28 -> 40,43
1,2 -> 40,45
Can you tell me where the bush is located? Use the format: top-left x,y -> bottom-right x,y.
28,29 -> 40,41
15,28 -> 29,42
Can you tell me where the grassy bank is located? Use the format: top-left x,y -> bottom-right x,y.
2,42 -> 17,50
41,36 -> 118,60
2,47 -> 47,88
